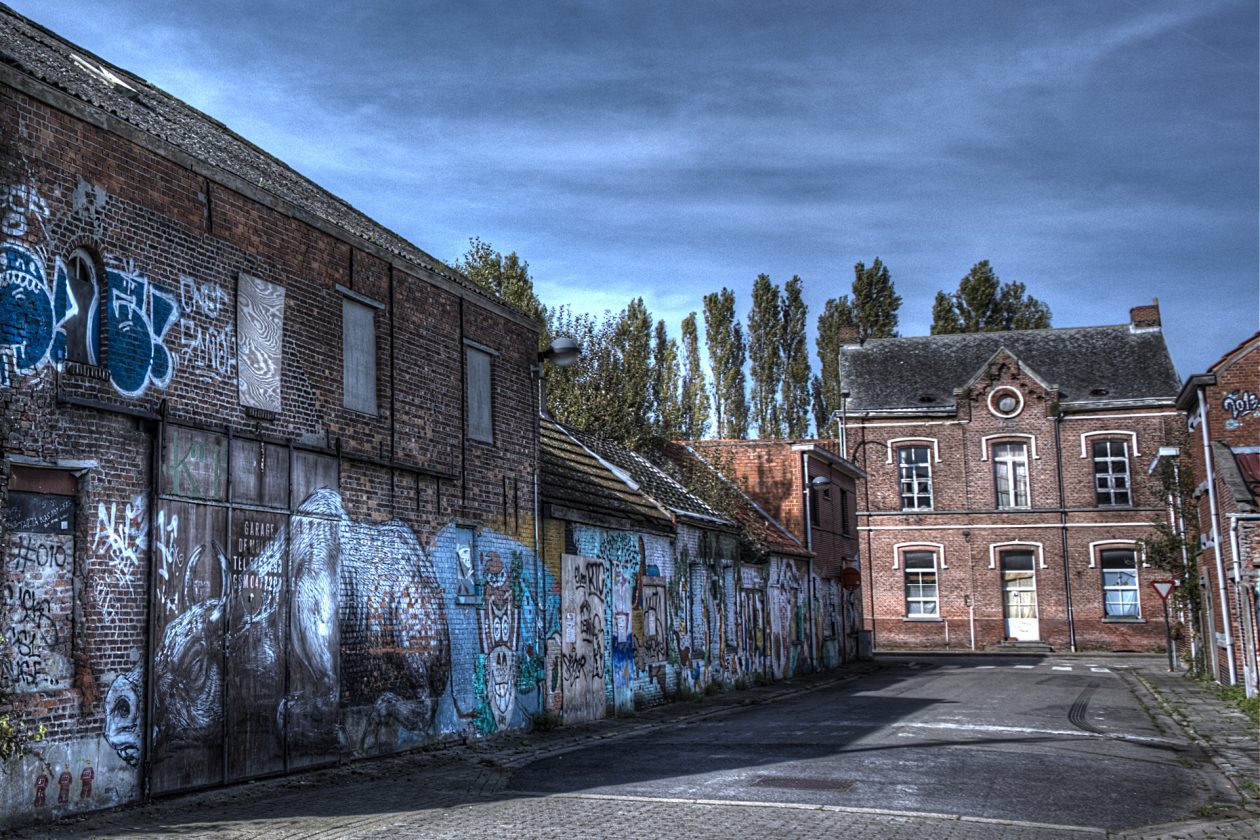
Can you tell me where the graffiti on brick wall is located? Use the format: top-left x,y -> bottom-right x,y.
2,183 -> 49,239
769,558 -> 804,679
103,266 -> 177,397
0,242 -> 75,388
92,496 -> 146,628
555,555 -> 606,723
177,276 -> 234,384
2,492 -> 74,692
101,489 -> 554,769
1223,390 -> 1260,429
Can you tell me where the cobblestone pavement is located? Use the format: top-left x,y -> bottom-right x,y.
15,657 -> 1258,840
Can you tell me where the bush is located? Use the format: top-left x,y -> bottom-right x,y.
734,676 -> 750,691
753,672 -> 773,687
703,679 -> 725,696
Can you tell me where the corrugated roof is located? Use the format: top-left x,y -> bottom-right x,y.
0,5 -> 526,318
841,324 -> 1181,413
539,419 -> 674,533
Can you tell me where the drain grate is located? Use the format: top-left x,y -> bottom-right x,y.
751,775 -> 854,793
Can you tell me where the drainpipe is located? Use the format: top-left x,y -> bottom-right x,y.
1053,413 -> 1077,652
1198,388 -> 1236,685
802,451 -> 816,672
1229,513 -> 1260,696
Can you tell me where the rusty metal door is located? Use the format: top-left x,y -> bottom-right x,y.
147,423 -> 338,794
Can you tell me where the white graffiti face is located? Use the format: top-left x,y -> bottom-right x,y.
488,644 -> 516,729
103,669 -> 142,766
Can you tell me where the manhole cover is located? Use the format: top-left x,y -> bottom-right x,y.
751,776 -> 854,792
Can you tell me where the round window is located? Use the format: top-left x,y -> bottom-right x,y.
988,387 -> 1024,418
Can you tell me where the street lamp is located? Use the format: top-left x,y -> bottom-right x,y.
534,336 -> 582,418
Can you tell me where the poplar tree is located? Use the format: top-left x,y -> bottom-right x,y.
747,273 -> 783,437
614,297 -> 654,447
810,296 -> 853,437
930,260 -> 1052,334
703,288 -> 749,439
780,275 -> 811,438
679,313 -> 710,440
651,319 -> 684,439
851,257 -> 901,340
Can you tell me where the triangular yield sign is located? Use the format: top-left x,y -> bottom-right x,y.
1150,580 -> 1175,600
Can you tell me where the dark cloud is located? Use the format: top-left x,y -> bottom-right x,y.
12,0 -> 1257,374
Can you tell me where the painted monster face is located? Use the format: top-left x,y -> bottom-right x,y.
487,644 -> 516,729
104,668 -> 142,766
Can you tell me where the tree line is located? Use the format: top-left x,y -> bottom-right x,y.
455,238 -> 1051,448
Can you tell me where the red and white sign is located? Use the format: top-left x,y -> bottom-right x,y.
1150,580 -> 1176,601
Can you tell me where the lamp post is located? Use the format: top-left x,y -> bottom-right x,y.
534,336 -> 581,419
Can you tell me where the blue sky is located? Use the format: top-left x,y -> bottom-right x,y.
16,1 -> 1258,379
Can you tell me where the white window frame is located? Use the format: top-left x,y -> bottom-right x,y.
992,441 -> 1030,509
902,549 -> 940,619
987,540 -> 1045,570
893,541 -> 947,570
1079,430 -> 1139,459
1091,438 -> 1132,507
896,444 -> 934,510
1099,546 -> 1141,619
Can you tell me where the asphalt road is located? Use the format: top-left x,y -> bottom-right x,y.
21,654 -> 1245,839
507,654 -> 1221,831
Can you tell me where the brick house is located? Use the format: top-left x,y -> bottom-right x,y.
1168,331 -> 1260,695
0,8 -> 544,827
686,439 -> 866,667
841,303 -> 1182,653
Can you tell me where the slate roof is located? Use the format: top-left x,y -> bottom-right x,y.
539,419 -> 674,534
841,324 -> 1181,413
0,5 -> 515,315
576,434 -> 734,529
1215,442 -> 1258,512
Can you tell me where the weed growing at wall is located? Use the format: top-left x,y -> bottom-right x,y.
0,634 -> 47,769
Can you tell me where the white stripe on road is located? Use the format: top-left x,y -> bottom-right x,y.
1091,667 -> 1111,673
1053,666 -> 1072,671
891,721 -> 1174,745
1014,665 -> 1035,669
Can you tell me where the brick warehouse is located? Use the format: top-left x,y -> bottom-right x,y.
0,7 -> 546,827
840,303 -> 1183,653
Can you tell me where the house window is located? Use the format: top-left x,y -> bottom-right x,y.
1093,439 -> 1131,506
897,445 -> 933,510
466,345 -> 493,443
63,248 -> 100,365
904,550 -> 939,618
808,484 -> 821,528
993,442 -> 1029,508
839,488 -> 851,535
1101,548 -> 1140,618
342,297 -> 378,415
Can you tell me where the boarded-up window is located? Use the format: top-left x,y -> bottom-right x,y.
466,345 -> 492,442
237,273 -> 285,413
342,298 -> 377,415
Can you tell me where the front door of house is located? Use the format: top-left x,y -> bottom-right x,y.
1001,552 -> 1039,641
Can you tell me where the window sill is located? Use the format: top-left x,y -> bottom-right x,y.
903,617 -> 943,623
1101,616 -> 1146,624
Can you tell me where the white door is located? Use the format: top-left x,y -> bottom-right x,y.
1001,552 -> 1039,641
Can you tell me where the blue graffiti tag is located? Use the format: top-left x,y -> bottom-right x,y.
0,243 -> 75,388
103,267 -> 177,397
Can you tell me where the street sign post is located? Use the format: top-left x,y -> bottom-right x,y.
1151,580 -> 1177,671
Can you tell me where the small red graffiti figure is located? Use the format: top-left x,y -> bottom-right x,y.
57,769 -> 72,804
33,774 -> 48,808
80,762 -> 94,799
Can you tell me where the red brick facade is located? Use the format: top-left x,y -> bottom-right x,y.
1174,332 -> 1260,694
844,312 -> 1182,653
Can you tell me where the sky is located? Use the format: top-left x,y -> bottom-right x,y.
14,0 -> 1259,379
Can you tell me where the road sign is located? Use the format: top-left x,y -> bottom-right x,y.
1151,580 -> 1175,601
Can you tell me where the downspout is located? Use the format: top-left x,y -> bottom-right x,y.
1053,413 -> 1077,652
1199,388 -> 1236,685
801,450 -> 816,672
1229,513 -> 1260,696
1169,461 -> 1197,666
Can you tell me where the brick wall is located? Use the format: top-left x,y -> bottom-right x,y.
0,76 -> 544,826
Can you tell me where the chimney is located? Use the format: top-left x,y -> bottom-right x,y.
838,323 -> 861,346
1129,298 -> 1161,332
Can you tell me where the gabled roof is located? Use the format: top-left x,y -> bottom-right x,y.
841,324 -> 1181,413
539,419 -> 674,534
576,434 -> 734,529
0,5 -> 533,325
